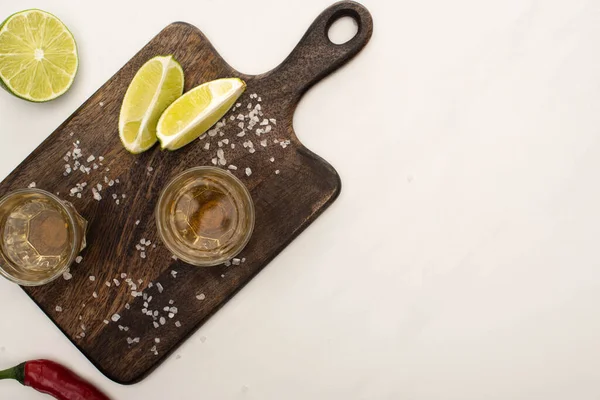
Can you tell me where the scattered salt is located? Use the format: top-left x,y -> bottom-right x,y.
111,314 -> 120,322
175,321 -> 181,328
76,256 -> 83,264
196,293 -> 206,301
55,306 -> 62,312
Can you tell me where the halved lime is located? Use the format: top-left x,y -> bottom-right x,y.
119,55 -> 184,154
157,78 -> 246,151
0,9 -> 78,102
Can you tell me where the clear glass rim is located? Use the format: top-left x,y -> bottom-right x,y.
0,188 -> 81,286
155,166 -> 255,267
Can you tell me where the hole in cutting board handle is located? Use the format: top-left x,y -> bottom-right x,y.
326,8 -> 362,46
328,15 -> 359,45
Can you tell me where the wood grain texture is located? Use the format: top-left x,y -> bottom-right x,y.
0,1 -> 373,384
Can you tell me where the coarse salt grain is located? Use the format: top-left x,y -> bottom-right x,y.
103,320 -> 109,324
92,292 -> 98,298
55,306 -> 62,312
63,270 -> 72,280
135,220 -> 140,225
89,275 -> 95,281
245,168 -> 252,176
159,317 -> 166,325
157,283 -> 163,293
275,170 -> 280,175
76,256 -> 83,264
175,321 -> 181,328
111,314 -> 120,322
196,293 -> 206,301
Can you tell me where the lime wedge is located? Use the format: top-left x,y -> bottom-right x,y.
119,55 -> 184,154
157,78 -> 246,151
0,9 -> 78,102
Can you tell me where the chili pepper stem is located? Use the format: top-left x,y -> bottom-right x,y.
0,363 -> 25,384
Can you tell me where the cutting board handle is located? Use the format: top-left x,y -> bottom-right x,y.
268,1 -> 373,101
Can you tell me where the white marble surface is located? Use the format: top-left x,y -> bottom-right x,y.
2,0 -> 600,398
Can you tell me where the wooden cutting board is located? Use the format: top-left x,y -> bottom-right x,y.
0,1 -> 372,384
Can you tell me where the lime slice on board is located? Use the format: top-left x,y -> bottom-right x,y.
119,55 -> 184,154
0,9 -> 78,102
157,78 -> 246,151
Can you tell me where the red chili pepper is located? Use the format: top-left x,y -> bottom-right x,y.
0,359 -> 110,400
